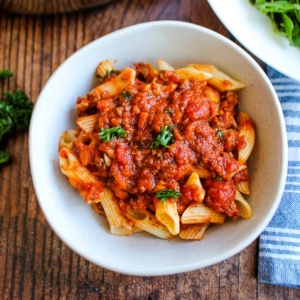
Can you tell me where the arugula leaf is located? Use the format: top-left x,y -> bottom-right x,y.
0,69 -> 13,80
99,126 -> 127,142
251,0 -> 300,47
156,189 -> 182,201
150,126 -> 174,148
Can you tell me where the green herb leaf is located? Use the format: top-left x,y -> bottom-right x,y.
1,90 -> 33,132
150,126 -> 174,149
217,128 -> 222,139
0,89 -> 33,167
216,176 -> 223,181
251,0 -> 300,47
165,108 -> 173,114
99,126 -> 127,142
120,90 -> 131,100
97,69 -> 119,80
0,69 -> 13,80
0,150 -> 11,165
156,189 -> 182,201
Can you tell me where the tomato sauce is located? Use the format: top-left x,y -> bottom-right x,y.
74,63 -> 242,218
203,179 -> 239,218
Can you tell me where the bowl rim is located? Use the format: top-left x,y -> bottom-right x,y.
29,20 -> 288,276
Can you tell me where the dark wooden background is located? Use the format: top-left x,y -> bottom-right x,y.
0,0 -> 299,299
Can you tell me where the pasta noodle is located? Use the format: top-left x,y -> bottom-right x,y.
181,203 -> 226,225
154,198 -> 180,235
187,64 -> 246,91
179,224 -> 209,240
59,59 -> 255,241
125,208 -> 174,239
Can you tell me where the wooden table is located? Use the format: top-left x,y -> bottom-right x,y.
0,1 -> 299,299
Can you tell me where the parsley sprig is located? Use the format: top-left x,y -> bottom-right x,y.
99,126 -> 127,142
0,69 -> 13,80
150,126 -> 174,149
120,90 -> 131,100
156,189 -> 182,201
0,72 -> 33,166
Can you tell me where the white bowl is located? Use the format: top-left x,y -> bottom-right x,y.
29,20 -> 288,276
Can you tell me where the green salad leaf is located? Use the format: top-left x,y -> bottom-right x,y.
251,0 -> 300,47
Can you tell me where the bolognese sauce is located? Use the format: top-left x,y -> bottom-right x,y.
72,62 -> 249,220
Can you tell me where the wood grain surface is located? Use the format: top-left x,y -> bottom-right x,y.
0,0 -> 299,299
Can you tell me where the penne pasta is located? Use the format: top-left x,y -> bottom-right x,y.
236,180 -> 250,195
125,208 -> 174,239
157,59 -> 175,71
59,147 -> 102,203
154,198 -> 180,235
59,129 -> 76,150
187,64 -> 245,91
185,172 -> 205,202
235,189 -> 252,219
204,85 -> 220,103
174,67 -> 212,81
91,202 -> 105,215
100,188 -> 133,236
181,203 -> 226,225
228,164 -> 247,179
92,67 -> 136,98
192,166 -> 213,179
76,114 -> 97,133
235,166 -> 250,195
96,59 -> 115,79
179,224 -> 209,240
237,112 -> 255,165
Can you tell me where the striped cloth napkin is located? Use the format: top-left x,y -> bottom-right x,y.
258,66 -> 300,288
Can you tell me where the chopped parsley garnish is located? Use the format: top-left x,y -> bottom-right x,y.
216,176 -> 223,181
0,69 -> 13,80
150,126 -> 174,149
98,126 -> 127,142
120,90 -> 131,100
96,69 -> 119,80
217,128 -> 222,138
156,189 -> 182,201
0,86 -> 33,166
165,108 -> 173,114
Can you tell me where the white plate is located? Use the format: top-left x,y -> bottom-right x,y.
29,21 -> 287,276
208,0 -> 300,81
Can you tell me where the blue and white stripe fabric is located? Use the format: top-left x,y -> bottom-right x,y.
258,66 -> 300,288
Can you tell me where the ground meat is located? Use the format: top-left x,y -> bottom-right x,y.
203,179 -> 240,219
73,63 -> 243,218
